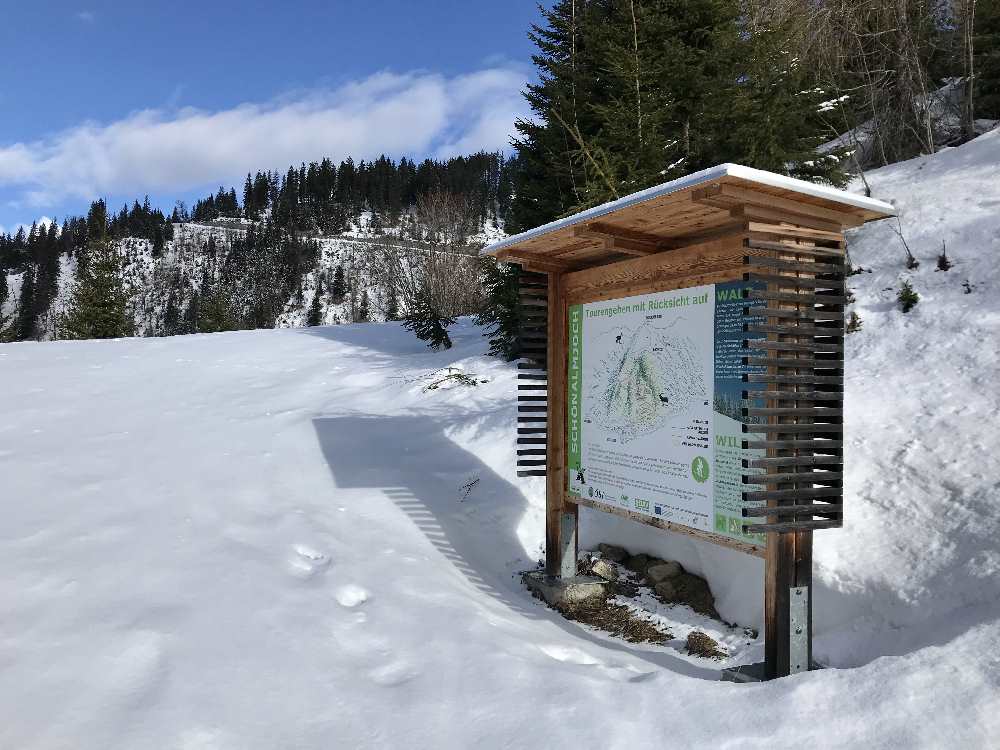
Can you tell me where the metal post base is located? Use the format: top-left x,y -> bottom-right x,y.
721,660 -> 824,683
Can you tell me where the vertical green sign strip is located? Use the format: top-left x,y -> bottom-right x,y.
567,304 -> 583,495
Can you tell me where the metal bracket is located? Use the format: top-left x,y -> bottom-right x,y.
789,586 -> 810,674
558,512 -> 578,579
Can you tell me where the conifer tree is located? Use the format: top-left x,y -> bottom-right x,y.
197,283 -> 237,333
898,280 -> 920,313
475,259 -> 521,360
384,282 -> 399,321
152,224 -> 165,257
403,288 -> 455,350
15,266 -> 37,340
307,279 -> 324,326
182,292 -> 199,334
163,292 -> 181,335
0,266 -> 12,340
330,265 -> 347,303
973,0 -> 1000,119
510,0 -> 849,228
60,242 -> 134,340
357,291 -> 369,322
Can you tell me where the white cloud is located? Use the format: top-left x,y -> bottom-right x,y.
76,10 -> 95,22
0,216 -> 52,238
0,67 -> 529,209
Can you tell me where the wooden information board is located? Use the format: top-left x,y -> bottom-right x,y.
487,164 -> 893,679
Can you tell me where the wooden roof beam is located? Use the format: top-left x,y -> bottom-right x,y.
495,248 -> 573,274
693,183 -> 866,228
731,204 -> 844,234
572,221 -> 676,256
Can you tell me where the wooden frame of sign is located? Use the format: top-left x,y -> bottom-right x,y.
486,165 -> 893,680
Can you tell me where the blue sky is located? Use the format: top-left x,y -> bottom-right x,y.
0,1 -> 546,232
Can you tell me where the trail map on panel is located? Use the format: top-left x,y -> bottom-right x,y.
567,281 -> 764,544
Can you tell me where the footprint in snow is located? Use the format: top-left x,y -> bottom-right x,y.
335,584 -> 370,608
369,660 -> 418,687
287,544 -> 330,579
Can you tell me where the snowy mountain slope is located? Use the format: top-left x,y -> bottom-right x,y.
2,131 -> 1000,748
2,320 -> 998,749
3,214 -> 501,340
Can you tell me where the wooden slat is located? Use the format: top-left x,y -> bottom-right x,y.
744,273 -> 846,290
745,407 -> 843,417
742,503 -> 843,517
744,456 -> 843,468
744,390 -> 842,401
750,519 -> 841,534
745,340 -> 844,354
747,290 -> 848,306
741,471 -> 843,484
744,374 -> 843,385
743,439 -> 843,451
747,239 -> 846,258
734,205 -> 845,234
746,256 -> 844,274
743,357 -> 840,370
743,424 -> 843,435
745,322 -> 842,335
748,307 -> 845,321
747,221 -> 844,242
744,487 -> 842,502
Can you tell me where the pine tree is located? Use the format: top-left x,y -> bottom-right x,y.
163,292 -> 181,335
0,266 -> 12,340
86,199 -> 108,245
403,288 -> 455,350
152,224 -> 165,258
330,265 -> 347,302
510,0 -> 846,229
898,280 -> 920,313
509,0 -> 613,229
384,282 -> 399,321
197,278 -> 237,333
475,259 -> 521,360
182,292 -> 199,334
0,265 -> 7,316
15,266 -> 37,340
357,291 -> 369,322
61,242 -> 134,340
974,0 -> 1000,119
307,279 -> 324,326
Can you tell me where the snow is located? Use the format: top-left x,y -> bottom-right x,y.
3,131 -> 1000,748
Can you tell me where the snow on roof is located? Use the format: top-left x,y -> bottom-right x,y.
482,163 -> 895,256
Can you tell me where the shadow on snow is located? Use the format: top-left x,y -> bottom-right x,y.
312,413 -> 720,680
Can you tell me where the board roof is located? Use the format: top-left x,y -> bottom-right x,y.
482,163 -> 895,269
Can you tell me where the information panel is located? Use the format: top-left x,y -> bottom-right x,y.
567,281 -> 764,545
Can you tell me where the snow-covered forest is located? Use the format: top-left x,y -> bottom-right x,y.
0,152 -> 511,342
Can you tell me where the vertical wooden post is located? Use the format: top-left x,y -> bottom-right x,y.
764,531 -> 813,678
545,272 -> 577,578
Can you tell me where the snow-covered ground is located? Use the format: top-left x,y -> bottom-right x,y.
2,130 -> 1000,748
